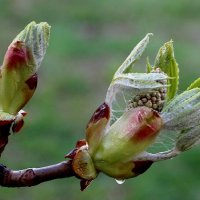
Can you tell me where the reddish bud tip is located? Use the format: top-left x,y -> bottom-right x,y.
76,139 -> 87,148
87,102 -> 110,126
4,41 -> 30,69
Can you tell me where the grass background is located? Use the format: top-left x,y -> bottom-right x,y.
1,0 -> 200,199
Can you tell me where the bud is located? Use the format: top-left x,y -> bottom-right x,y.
0,21 -> 50,115
72,146 -> 97,180
128,68 -> 167,112
105,34 -> 169,124
162,88 -> 200,130
65,140 -> 98,191
106,34 -> 154,107
66,34 -> 200,188
92,106 -> 162,179
86,102 -> 110,155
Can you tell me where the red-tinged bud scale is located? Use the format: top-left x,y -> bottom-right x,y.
26,73 -> 38,90
12,119 -> 24,133
3,41 -> 31,69
65,140 -> 87,159
130,108 -> 161,142
76,139 -> 87,148
86,102 -> 110,155
72,147 -> 97,180
11,110 -> 27,133
87,103 -> 110,126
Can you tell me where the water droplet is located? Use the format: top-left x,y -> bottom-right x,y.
115,179 -> 125,185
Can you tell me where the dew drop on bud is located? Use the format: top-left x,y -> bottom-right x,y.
115,179 -> 125,185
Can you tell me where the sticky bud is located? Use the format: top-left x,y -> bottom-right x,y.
0,21 -> 50,115
93,107 -> 162,179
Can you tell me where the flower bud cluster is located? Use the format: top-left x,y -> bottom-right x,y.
128,68 -> 167,112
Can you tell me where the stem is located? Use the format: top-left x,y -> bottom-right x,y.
0,161 -> 75,187
135,148 -> 180,162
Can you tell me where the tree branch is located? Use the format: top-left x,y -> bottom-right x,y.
0,160 -> 75,187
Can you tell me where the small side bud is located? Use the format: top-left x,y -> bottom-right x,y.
72,147 -> 97,180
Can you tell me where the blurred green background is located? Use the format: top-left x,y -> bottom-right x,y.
1,0 -> 200,199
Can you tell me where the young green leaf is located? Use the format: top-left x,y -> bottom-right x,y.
154,40 -> 179,101
114,33 -> 153,78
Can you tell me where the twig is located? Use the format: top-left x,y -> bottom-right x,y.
0,160 -> 75,187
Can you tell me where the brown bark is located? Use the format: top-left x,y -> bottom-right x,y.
0,161 -> 75,187
0,123 -> 78,189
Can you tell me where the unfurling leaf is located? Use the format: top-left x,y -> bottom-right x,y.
114,33 -> 153,77
154,40 -> 179,101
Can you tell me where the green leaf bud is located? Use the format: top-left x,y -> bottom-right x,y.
0,21 -> 50,115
